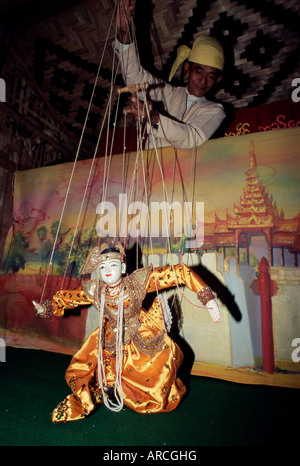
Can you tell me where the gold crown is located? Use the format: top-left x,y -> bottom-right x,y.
80,242 -> 124,274
98,242 -> 124,263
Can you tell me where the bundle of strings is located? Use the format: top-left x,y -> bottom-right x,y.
158,292 -> 173,333
97,284 -> 125,412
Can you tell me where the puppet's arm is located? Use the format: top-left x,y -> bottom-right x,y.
33,287 -> 92,318
147,264 -> 221,323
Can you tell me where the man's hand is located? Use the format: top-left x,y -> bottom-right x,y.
130,96 -> 147,122
129,96 -> 159,127
117,0 -> 134,44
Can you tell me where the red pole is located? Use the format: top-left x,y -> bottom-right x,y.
259,257 -> 275,373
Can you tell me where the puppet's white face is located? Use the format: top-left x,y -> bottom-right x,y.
98,259 -> 126,286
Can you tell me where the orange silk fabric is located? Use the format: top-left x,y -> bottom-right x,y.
50,264 -> 207,422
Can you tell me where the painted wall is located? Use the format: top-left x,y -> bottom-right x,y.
1,127 -> 300,386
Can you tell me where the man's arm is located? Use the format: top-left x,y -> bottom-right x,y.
117,0 -> 134,44
149,101 -> 225,150
115,0 -> 225,149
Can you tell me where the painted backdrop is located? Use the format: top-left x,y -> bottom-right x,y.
1,127 -> 300,388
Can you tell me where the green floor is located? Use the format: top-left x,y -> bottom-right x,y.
0,347 -> 298,447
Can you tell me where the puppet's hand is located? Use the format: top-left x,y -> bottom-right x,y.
33,300 -> 53,318
33,300 -> 45,315
206,299 -> 220,323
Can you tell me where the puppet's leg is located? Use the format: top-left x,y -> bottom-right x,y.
120,302 -> 187,414
52,328 -> 102,423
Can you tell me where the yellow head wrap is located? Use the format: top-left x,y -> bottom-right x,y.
168,36 -> 224,81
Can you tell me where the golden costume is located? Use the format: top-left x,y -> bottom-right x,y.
40,245 -> 216,423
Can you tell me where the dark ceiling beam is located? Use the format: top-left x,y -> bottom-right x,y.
0,102 -> 75,161
0,0 -> 93,34
0,150 -> 17,171
10,47 -> 79,150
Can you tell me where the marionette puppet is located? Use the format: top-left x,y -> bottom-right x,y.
33,242 -> 220,423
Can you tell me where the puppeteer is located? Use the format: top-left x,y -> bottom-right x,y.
34,242 -> 220,423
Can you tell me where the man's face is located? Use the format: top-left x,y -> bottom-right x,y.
98,259 -> 125,286
185,62 -> 221,98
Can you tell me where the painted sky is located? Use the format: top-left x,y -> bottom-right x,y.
190,127 -> 300,221
9,127 -> 300,255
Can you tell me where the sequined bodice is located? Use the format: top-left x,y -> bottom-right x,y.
81,265 -> 165,355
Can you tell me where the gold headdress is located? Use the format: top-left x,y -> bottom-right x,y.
168,36 -> 224,81
80,242 -> 124,275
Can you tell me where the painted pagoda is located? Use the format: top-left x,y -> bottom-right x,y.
200,140 -> 300,266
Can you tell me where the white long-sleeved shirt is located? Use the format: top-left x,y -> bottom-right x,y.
114,39 -> 225,150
